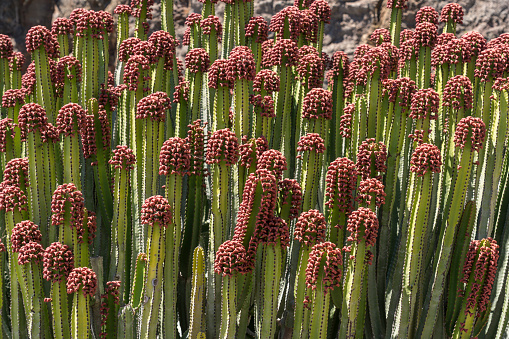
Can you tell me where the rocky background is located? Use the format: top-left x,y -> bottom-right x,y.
0,0 -> 508,64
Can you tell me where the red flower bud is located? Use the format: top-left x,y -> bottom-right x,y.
66,267 -> 97,297
347,207 -> 379,247
141,195 -> 173,228
206,128 -> 240,166
159,137 -> 191,175
305,242 -> 342,292
454,116 -> 486,152
110,145 -> 136,171
43,242 -> 74,283
214,240 -> 250,276
245,17 -> 269,43
410,143 -> 442,176
294,209 -> 326,246
11,220 -> 42,253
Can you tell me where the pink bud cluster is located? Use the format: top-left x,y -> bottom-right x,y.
382,77 -> 417,108
294,209 -> 326,246
454,116 -> 486,152
297,133 -> 326,155
302,88 -> 332,120
141,195 -> 173,228
66,267 -> 97,297
299,10 -> 318,43
278,179 -> 303,220
186,120 -> 207,176
409,88 -> 440,120
51,183 -> 85,232
310,0 -> 331,23
238,136 -> 269,169
414,22 -> 437,48
208,59 -> 234,89
268,39 -> 299,67
250,95 -> 276,118
493,77 -> 509,92
325,157 -> 357,216
443,75 -> 473,110
305,242 -> 342,293
25,25 -> 59,58
0,182 -> 28,212
475,47 -> 507,82
159,137 -> 191,176
206,128 -> 240,166
460,238 -> 499,316
227,46 -> 256,81
100,281 -> 121,339
269,6 -> 302,42
148,30 -> 177,68
185,48 -> 210,73
214,240 -> 250,276
461,31 -> 487,59
0,35 -> 13,59
245,17 -> 269,43
255,215 -> 289,247
136,92 -> 171,122
257,149 -> 288,180
339,103 -> 354,138
253,69 -> 280,93
114,4 -> 131,15
110,145 -> 136,171
356,178 -> 386,207
410,143 -> 442,177
118,38 -> 142,62
440,3 -> 464,24
43,242 -> 74,283
297,52 -> 325,89
2,89 -> 26,109
18,103 -> 56,142
201,16 -> 222,41
11,220 -> 42,253
21,62 -> 36,95
56,103 -> 86,137
386,0 -> 408,9
9,52 -> 25,72
0,118 -> 15,153
18,241 -> 44,265
173,79 -> 190,104
347,207 -> 379,247
3,158 -> 29,188
370,29 -> 391,46
356,138 -> 387,179
415,6 -> 439,25
123,54 -> 151,92
51,18 -> 74,36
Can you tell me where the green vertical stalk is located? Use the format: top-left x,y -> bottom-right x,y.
161,0 -> 175,35
133,0 -> 150,40
70,289 -> 91,339
188,247 -> 206,339
32,48 -> 56,124
50,280 -> 71,339
220,275 -> 237,339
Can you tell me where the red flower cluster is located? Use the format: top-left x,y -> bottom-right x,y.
347,207 -> 379,247
356,178 -> 386,207
386,0 -> 408,9
123,54 -> 151,91
186,120 -> 207,176
302,88 -> 332,120
269,6 -> 302,42
51,18 -> 74,36
305,242 -> 342,293
2,89 -> 25,109
0,118 -> 14,153
440,3 -> 464,24
113,4 -> 131,15
454,116 -> 486,152
475,47 -> 507,82
255,215 -> 289,247
18,103 -> 55,142
257,149 -> 288,180
0,35 -> 13,59
382,77 -> 417,108
356,138 -> 387,179
25,25 -> 59,58
409,88 -> 440,120
325,157 -> 357,215
208,59 -> 234,89
443,75 -> 473,110
253,69 -> 280,93
0,183 -> 28,212
159,137 -> 191,176
141,195 -> 173,228
415,6 -> 439,25
11,220 -> 42,253
410,143 -> 442,176
278,179 -> 302,220
299,10 -> 319,43
206,128 -> 240,166
18,241 -> 44,265
214,240 -> 250,277
118,38 -> 142,62
148,30 -> 177,68
227,46 -> 256,81
201,16 -> 222,41
238,136 -> 269,169
339,103 -> 354,138
414,22 -> 437,48
245,17 -> 269,43
370,28 -> 391,46
136,92 -> 171,122
110,145 -> 136,171
3,158 -> 29,188
56,103 -> 86,137
297,133 -> 326,155
297,52 -> 325,89
294,209 -> 326,247
461,31 -> 487,60
66,267 -> 98,297
51,183 -> 85,232
310,0 -> 331,23
43,242 -> 74,283
250,95 -> 276,118
269,39 -> 299,67
185,48 -> 210,73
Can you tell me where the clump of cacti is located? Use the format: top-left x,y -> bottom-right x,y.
0,0 -> 509,337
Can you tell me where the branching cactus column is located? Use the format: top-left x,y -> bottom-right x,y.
209,59 -> 233,131
387,0 -> 409,46
51,18 -> 73,59
414,20 -> 437,89
0,35 -> 13,105
131,0 -> 153,40
66,267 -> 97,339
298,133 -> 326,212
185,48 -> 210,123
148,30 -> 177,93
246,17 -> 268,73
252,69 -> 279,140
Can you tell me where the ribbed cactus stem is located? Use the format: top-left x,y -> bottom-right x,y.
186,49 -> 209,122
133,0 -> 152,40
139,196 -> 172,338
115,7 -> 130,51
161,0 -> 175,35
0,36 -> 11,103
420,117 -> 486,337
32,47 -> 56,123
67,267 -> 97,339
189,246 -> 206,339
298,134 -> 325,212
388,3 -> 404,47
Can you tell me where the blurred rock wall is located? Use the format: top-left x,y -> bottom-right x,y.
1,0 -> 508,62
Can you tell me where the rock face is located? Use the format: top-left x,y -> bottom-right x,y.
1,0 -> 508,60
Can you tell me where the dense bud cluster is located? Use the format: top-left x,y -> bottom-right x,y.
269,6 -> 302,41
325,157 -> 357,215
339,103 -> 354,138
9,52 -> 25,72
410,143 -> 442,176
66,267 -> 98,297
18,103 -> 52,141
206,128 -> 240,166
297,133 -> 326,154
356,178 -> 386,207
123,54 -> 151,91
141,195 -> 173,228
253,69 -> 280,93
414,22 -> 438,48
278,179 -> 302,220
294,209 -> 326,246
238,136 -> 269,168
159,137 -> 191,176
382,77 -> 417,108
461,31 -> 487,59
454,116 -> 486,152
356,138 -> 387,179
118,38 -> 142,62
347,207 -> 379,246
113,4 -> 131,15
297,52 -> 325,89
51,183 -> 85,230
409,88 -> 440,120
214,240 -> 250,276
148,30 -> 177,67
310,0 -> 331,23
493,77 -> 509,92
254,215 -> 289,247
109,145 -> 136,171
136,92 -> 171,121
299,10 -> 319,43
370,28 -> 391,46
257,149 -> 288,180
0,35 -> 13,59
201,16 -> 222,41
250,95 -> 276,118
0,183 -> 28,212
475,47 -> 506,82
208,59 -> 234,89
43,242 -> 74,283
269,39 -> 299,67
11,220 -> 42,253
305,242 -> 342,292
387,0 -> 408,9
227,46 -> 256,81
443,75 -> 473,110
245,17 -> 269,43
440,3 -> 464,24
0,118 -> 15,153
25,25 -> 59,58
18,241 -> 44,265
3,158 -> 29,188
185,48 -> 210,73
56,103 -> 86,137
302,88 -> 332,119
415,6 -> 439,25
460,238 -> 499,316
52,17 -> 74,36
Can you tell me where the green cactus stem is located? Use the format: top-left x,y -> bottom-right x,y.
340,207 -> 379,339
398,143 -> 442,337
215,240 -> 251,339
2,90 -> 25,160
114,5 -> 131,53
452,238 -> 499,339
252,69 -> 279,140
139,196 -> 173,338
51,18 -> 73,59
43,242 -> 74,339
149,31 -> 177,93
55,56 -> 82,108
0,241 -> 4,338
201,16 -> 221,65
209,59 -> 233,132
300,88 -> 331,162
132,0 -> 153,40
9,52 -> 24,90
18,103 -> 58,247
419,116 -> 486,337
246,17 -> 268,73
108,146 -> 136,302
25,26 -> 59,124
387,0 -> 408,47
414,22 -> 437,89
310,0 -> 330,55
185,48 -> 210,123
305,242 -> 342,338
0,35 -> 13,106
67,267 -> 98,339
440,3 -> 464,35
189,246 -> 206,339
292,210 -> 326,339
298,133 -> 326,212
461,32 -> 486,85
